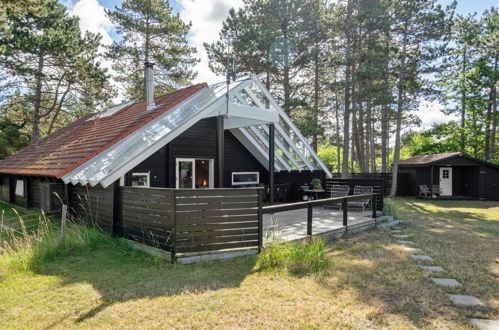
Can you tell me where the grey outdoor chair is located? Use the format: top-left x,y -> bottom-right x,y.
324,185 -> 350,209
349,186 -> 373,211
419,185 -> 430,198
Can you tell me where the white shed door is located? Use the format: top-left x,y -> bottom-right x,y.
439,167 -> 452,196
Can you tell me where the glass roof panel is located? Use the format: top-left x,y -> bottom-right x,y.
66,88 -> 215,184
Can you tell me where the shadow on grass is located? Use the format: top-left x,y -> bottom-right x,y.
36,244 -> 257,324
313,198 -> 499,328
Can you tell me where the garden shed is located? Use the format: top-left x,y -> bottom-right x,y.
397,152 -> 499,201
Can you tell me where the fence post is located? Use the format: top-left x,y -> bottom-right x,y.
257,188 -> 264,253
342,198 -> 348,227
372,194 -> 377,221
170,190 -> 177,263
60,204 -> 68,242
307,203 -> 313,236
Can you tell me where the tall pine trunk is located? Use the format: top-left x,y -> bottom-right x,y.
390,34 -> 407,197
312,47 -> 320,152
489,53 -> 497,160
341,0 -> 353,178
32,53 -> 44,144
460,44 -> 467,152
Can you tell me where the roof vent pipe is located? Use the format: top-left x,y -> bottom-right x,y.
145,62 -> 155,111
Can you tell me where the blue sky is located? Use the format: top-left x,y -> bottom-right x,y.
66,0 -> 497,128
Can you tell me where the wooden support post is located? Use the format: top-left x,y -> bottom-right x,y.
268,123 -> 275,205
257,188 -> 264,253
342,199 -> 348,227
430,165 -> 434,197
60,204 -> 68,242
307,203 -> 313,236
216,116 -> 224,188
372,194 -> 377,219
112,181 -> 123,237
170,190 -> 177,262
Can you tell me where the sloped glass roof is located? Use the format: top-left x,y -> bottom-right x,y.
62,75 -> 331,187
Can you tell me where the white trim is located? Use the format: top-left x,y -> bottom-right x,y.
252,75 -> 332,177
230,128 -> 283,172
131,172 -> 150,188
223,118 -> 270,129
231,172 -> 260,186
176,158 -> 195,189
248,126 -> 291,171
175,158 -> 214,189
63,87 -> 214,188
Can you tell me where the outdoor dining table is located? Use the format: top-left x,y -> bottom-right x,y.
302,188 -> 326,200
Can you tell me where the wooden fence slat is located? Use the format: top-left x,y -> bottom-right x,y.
176,233 -> 259,246
176,222 -> 259,231
175,201 -> 257,211
176,227 -> 259,239
176,208 -> 257,219
175,240 -> 259,253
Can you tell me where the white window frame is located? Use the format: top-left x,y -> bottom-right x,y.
131,172 -> 150,188
231,172 -> 260,186
15,180 -> 24,197
175,158 -> 214,189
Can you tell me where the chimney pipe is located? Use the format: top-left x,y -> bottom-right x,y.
145,62 -> 155,111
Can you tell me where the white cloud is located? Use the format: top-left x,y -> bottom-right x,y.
179,0 -> 243,85
67,0 -> 122,101
415,100 -> 457,130
69,0 -> 114,46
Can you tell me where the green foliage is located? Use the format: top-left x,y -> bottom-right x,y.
0,214 -> 118,273
106,0 -> 197,100
382,198 -> 398,219
257,238 -> 331,275
311,178 -> 322,189
317,145 -> 341,172
0,0 -> 113,144
0,119 -> 30,159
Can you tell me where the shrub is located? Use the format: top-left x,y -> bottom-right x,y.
0,212 -> 116,273
257,238 -> 331,275
383,198 -> 398,219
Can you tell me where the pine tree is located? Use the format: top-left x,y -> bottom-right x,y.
0,0 -> 113,143
106,0 -> 197,100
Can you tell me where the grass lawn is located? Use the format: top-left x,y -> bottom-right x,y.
0,198 -> 498,329
0,201 -> 46,234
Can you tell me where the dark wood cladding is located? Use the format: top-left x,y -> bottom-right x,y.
223,130 -> 268,186
126,117 -> 270,189
0,175 -> 9,202
70,184 -> 114,232
121,186 -> 174,249
398,155 -> 499,201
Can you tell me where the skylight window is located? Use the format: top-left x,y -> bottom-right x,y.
87,100 -> 135,121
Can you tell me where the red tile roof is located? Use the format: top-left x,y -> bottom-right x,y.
0,83 -> 207,178
399,152 -> 463,166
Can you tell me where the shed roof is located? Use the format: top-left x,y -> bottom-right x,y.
399,152 -> 463,166
0,84 -> 207,178
399,152 -> 499,169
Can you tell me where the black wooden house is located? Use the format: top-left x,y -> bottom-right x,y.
397,152 -> 499,201
0,72 -> 331,215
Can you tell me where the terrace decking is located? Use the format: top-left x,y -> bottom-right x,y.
263,207 -> 374,243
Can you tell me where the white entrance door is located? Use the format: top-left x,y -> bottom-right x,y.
175,158 -> 214,189
439,167 -> 452,196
